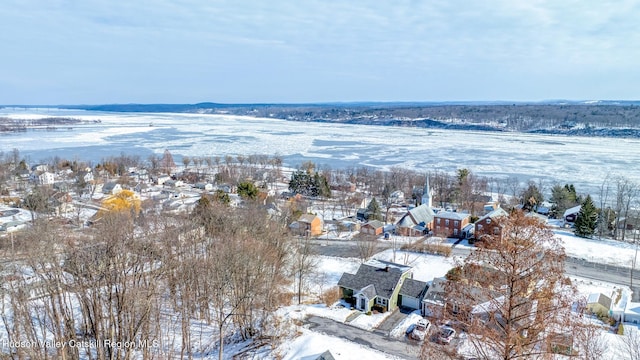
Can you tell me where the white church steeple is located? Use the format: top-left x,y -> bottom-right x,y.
421,174 -> 432,208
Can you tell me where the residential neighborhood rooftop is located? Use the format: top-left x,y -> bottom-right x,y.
434,211 -> 470,221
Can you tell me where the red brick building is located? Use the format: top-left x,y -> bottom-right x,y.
433,211 -> 471,239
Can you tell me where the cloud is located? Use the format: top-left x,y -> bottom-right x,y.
0,0 -> 638,103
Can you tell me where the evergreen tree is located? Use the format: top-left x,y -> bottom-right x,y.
289,169 -> 331,198
237,181 -> 258,200
366,197 -> 383,221
550,183 -> 582,218
521,181 -> 543,211
575,195 -> 598,238
212,189 -> 231,205
313,172 -> 331,198
564,184 -> 581,203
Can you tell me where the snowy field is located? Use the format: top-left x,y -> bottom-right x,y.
2,109 -> 639,196
557,230 -> 640,268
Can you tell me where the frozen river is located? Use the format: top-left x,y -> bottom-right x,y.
1,108 -> 638,195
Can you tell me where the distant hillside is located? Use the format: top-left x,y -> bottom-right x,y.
5,101 -> 640,137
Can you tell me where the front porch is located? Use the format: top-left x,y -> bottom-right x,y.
341,287 -> 389,313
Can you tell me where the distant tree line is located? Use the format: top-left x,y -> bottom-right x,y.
205,104 -> 640,135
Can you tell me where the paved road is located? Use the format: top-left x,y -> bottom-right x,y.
305,315 -> 421,359
564,257 -> 640,300
312,239 -> 640,300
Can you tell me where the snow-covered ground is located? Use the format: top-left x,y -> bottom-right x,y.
279,329 -> 402,360
556,230 -> 639,268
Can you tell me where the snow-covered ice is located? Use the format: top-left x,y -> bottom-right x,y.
2,110 -> 638,196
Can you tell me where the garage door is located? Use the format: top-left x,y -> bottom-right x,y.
402,296 -> 420,309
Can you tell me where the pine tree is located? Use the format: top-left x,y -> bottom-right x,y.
366,197 -> 383,221
289,170 -> 331,198
575,195 -> 598,238
237,181 -> 258,200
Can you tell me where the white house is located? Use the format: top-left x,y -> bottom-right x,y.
79,170 -> 94,183
164,179 -> 185,188
102,182 -> 123,195
38,171 -> 55,185
31,164 -> 48,172
194,183 -> 214,191
156,175 -> 172,186
390,190 -> 405,203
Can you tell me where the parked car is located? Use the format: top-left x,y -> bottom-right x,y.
435,325 -> 456,344
409,319 -> 431,341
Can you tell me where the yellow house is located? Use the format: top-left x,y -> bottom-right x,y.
586,293 -> 612,317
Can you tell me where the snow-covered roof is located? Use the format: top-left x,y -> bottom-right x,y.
625,302 -> 640,319
397,204 -> 434,227
587,293 -> 612,309
563,205 -> 581,217
365,259 -> 412,273
434,211 -> 469,221
476,207 -> 509,223
363,220 -> 384,229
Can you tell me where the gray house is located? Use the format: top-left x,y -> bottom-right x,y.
338,259 -> 426,313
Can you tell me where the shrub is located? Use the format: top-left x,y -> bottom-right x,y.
446,266 -> 463,282
320,286 -> 340,306
400,241 -> 452,257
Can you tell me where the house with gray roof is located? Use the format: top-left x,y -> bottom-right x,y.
399,278 -> 429,310
300,350 -> 336,360
361,220 -> 385,236
433,211 -> 471,239
102,181 -> 122,195
395,204 -> 435,236
338,259 -> 425,313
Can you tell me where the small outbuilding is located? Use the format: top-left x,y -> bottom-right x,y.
586,293 -> 612,317
361,220 -> 385,236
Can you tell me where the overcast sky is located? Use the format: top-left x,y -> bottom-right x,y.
1,1 -> 639,104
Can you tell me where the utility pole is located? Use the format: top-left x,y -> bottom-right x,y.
632,230 -> 639,291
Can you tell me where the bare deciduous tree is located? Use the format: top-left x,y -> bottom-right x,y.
621,326 -> 640,360
291,235 -> 317,305
355,233 -> 380,263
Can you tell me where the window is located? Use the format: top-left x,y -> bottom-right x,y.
445,219 -> 450,226
376,297 -> 388,306
493,227 -> 500,235
454,229 -> 458,236
437,218 -> 441,225
486,218 -> 492,224
454,220 -> 459,227
478,224 -> 483,230
451,303 -> 460,314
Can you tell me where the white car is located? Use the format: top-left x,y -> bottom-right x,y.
410,319 -> 431,341
435,325 -> 456,344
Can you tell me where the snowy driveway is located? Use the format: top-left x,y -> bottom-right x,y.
305,315 -> 421,359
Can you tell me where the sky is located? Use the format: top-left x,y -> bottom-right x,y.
1,0 -> 639,104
